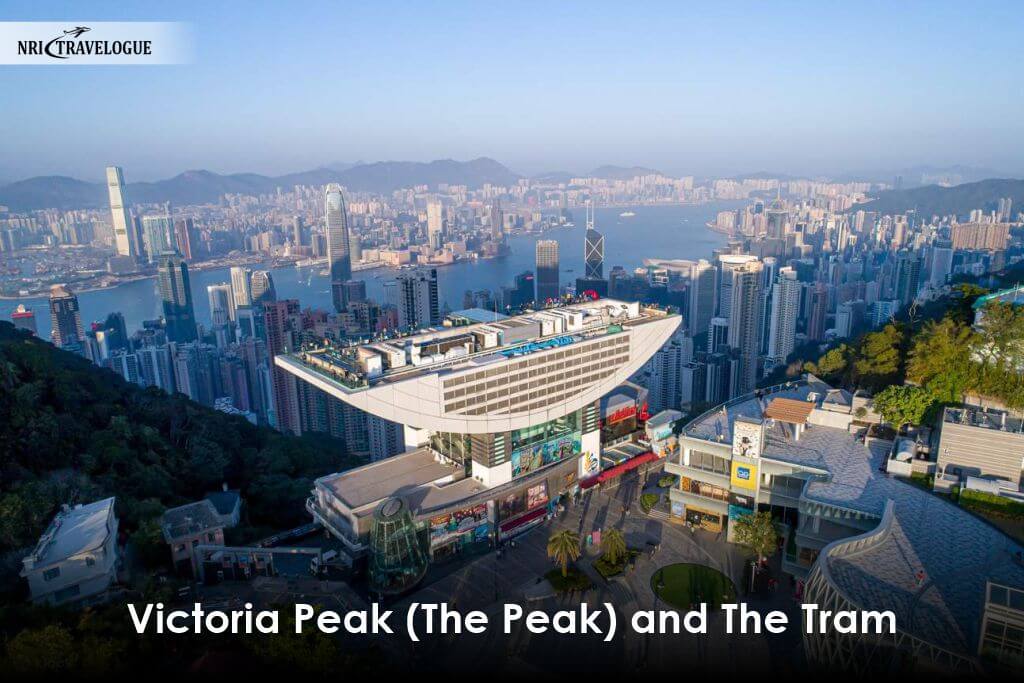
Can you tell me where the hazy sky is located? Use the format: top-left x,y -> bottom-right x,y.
2,1 -> 1022,181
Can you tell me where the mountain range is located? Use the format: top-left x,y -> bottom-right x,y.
0,157 -> 522,212
852,178 -> 1024,219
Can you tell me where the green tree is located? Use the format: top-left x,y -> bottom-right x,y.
854,324 -> 904,389
601,527 -> 627,566
546,529 -> 581,577
974,301 -> 1024,372
6,625 -> 79,673
872,384 -> 936,432
906,316 -> 975,404
731,511 -> 778,562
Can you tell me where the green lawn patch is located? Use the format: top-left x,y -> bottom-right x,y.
545,566 -> 593,593
651,563 -> 736,610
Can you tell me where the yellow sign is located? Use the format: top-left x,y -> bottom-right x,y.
730,461 -> 758,491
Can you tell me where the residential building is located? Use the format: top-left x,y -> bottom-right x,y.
20,498 -> 119,607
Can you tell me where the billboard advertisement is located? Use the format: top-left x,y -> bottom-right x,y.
510,431 -> 581,478
498,482 -> 549,520
429,503 -> 490,548
730,461 -> 758,491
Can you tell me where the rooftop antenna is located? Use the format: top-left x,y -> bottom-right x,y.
586,199 -> 594,231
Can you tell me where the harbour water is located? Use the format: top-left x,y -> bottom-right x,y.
3,201 -> 743,339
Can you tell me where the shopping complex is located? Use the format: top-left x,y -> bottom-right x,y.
276,299 -> 682,593
669,375 -> 1024,673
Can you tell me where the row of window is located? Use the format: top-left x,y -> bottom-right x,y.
442,336 -> 630,401
444,352 -> 628,414
460,367 -> 618,416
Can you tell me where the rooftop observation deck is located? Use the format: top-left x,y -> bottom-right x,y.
286,299 -> 673,393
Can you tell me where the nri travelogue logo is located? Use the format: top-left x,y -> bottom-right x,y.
0,22 -> 191,64
17,25 -> 154,59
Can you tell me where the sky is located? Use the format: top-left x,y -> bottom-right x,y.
1,1 -> 1022,182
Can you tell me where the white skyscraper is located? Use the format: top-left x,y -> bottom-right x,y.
426,200 -> 444,251
230,267 -> 253,309
766,266 -> 801,368
106,166 -> 137,258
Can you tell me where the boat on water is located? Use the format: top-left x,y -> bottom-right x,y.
619,211 -> 636,217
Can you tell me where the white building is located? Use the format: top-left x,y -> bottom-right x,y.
21,498 -> 119,607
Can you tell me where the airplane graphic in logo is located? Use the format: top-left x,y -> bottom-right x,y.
62,27 -> 91,39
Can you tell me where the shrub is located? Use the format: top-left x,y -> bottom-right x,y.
640,493 -> 660,513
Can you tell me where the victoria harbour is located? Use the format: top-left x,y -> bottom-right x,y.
5,202 -> 737,337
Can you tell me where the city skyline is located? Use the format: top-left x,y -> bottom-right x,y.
2,1 -> 1023,181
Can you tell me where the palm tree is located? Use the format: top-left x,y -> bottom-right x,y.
601,527 -> 627,566
547,529 -> 581,577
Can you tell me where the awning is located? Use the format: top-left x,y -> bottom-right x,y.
499,506 -> 546,533
581,451 -> 658,489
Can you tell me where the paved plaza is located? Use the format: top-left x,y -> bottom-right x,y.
385,469 -> 806,674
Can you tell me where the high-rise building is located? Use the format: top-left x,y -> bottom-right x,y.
725,259 -> 763,396
173,217 -> 197,261
106,166 -> 137,258
929,242 -> 954,288
386,269 -> 439,329
489,200 -> 504,241
584,218 -> 604,279
157,253 -> 197,343
766,266 -> 801,367
263,299 -> 303,435
141,215 -> 176,262
894,251 -> 922,306
48,285 -> 84,350
717,254 -> 760,320
11,304 -> 37,336
250,270 -> 277,305
806,282 -> 829,343
426,200 -> 444,250
230,267 -> 253,309
292,215 -> 306,247
368,415 -> 406,462
325,184 -> 353,313
508,271 -> 535,310
950,222 -> 1010,251
535,240 -> 560,301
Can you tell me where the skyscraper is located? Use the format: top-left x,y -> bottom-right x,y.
325,184 -> 352,313
806,282 -> 829,342
508,270 -> 535,310
535,240 -> 560,301
725,259 -> 763,396
426,200 -> 444,250
489,200 -> 504,241
157,253 -> 197,343
766,266 -> 800,367
250,270 -> 277,305
173,217 -> 197,261
230,267 -> 253,309
141,215 -> 176,263
584,227 -> 604,279
48,285 -> 84,350
106,166 -> 137,258
263,299 -> 303,434
386,269 -> 439,329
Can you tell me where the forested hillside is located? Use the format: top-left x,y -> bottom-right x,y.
0,321 -> 360,563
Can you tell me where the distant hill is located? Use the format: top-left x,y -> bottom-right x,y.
852,178 -> 1024,219
587,165 -> 663,180
0,157 -> 521,211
